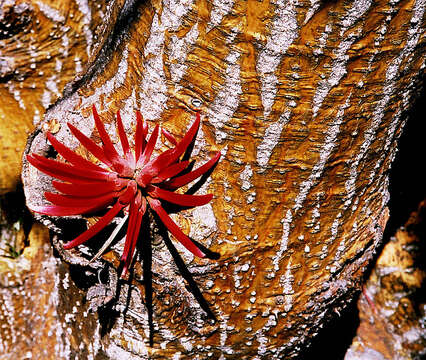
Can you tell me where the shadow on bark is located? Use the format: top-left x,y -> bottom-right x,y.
300,79 -> 425,360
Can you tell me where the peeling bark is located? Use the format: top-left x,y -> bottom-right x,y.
346,199 -> 426,360
1,0 -> 425,358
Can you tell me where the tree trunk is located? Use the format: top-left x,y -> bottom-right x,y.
2,0 -> 426,358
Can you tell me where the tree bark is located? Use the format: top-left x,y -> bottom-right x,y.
2,0 -> 426,358
346,199 -> 426,360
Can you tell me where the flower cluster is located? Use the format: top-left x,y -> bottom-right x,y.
27,105 -> 220,277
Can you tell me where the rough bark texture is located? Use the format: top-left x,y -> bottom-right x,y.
1,0 -> 426,358
0,0 -> 109,194
346,199 -> 426,360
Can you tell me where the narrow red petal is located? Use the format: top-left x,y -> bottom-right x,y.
63,202 -> 124,249
121,197 -> 138,263
67,123 -> 112,167
28,204 -> 95,216
138,148 -> 175,181
166,113 -> 201,165
27,154 -> 113,184
165,152 -> 220,189
92,105 -> 128,172
148,198 -> 205,257
161,128 -> 177,145
52,180 -> 123,197
44,191 -> 116,209
121,193 -> 146,277
116,110 -> 134,164
121,204 -> 145,277
139,124 -> 159,166
47,133 -> 107,172
149,186 -> 213,207
134,111 -> 146,162
30,154 -> 111,180
151,161 -> 190,183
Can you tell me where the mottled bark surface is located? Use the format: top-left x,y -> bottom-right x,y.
2,0 -> 426,358
0,0 -> 108,194
346,199 -> 426,360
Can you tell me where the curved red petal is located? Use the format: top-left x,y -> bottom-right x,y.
165,151 -> 220,189
47,133 -> 107,172
116,110 -> 134,164
166,113 -> 201,165
149,187 -> 213,207
161,128 -> 177,145
44,191 -> 116,209
148,197 -> 205,258
135,111 -> 147,162
92,105 -> 131,173
27,154 -> 112,184
52,180 -> 123,197
28,204 -> 96,216
151,161 -> 190,183
63,201 -> 124,249
139,124 -> 159,166
67,123 -> 112,167
121,193 -> 146,277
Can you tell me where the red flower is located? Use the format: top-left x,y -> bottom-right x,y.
27,105 -> 220,277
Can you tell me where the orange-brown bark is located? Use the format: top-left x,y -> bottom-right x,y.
347,199 -> 426,359
1,0 -> 425,358
0,0 -> 108,194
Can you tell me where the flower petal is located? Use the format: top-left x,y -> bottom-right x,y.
147,197 -> 205,258
44,191 -> 116,209
166,112 -> 201,165
161,128 -> 177,145
149,186 -> 213,207
116,110 -> 134,165
121,194 -> 146,277
67,123 -> 112,167
52,180 -> 123,197
92,105 -> 128,173
28,204 -> 97,216
47,133 -> 107,172
139,124 -> 159,166
151,161 -> 190,183
26,154 -> 113,184
89,213 -> 128,263
165,151 -> 220,189
135,111 -> 147,162
63,201 -> 124,249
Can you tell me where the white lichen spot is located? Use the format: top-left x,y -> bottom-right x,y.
207,0 -> 235,31
311,0 -> 372,117
271,209 -> 293,273
239,164 -> 253,191
313,23 -> 332,56
304,0 -> 321,24
241,263 -> 250,272
75,0 -> 93,56
256,110 -> 291,171
74,57 -> 83,73
36,1 -> 65,22
168,23 -> 199,83
61,34 -> 69,58
256,0 -> 299,118
189,203 -> 217,246
294,94 -> 350,211
206,50 -> 242,143
246,191 -> 256,204
6,83 -> 26,110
